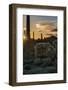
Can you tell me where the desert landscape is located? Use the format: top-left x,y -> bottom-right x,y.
23,15 -> 57,75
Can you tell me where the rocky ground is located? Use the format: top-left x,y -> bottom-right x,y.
23,36 -> 57,75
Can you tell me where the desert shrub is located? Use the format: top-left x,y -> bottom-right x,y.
44,66 -> 57,73
34,58 -> 42,66
27,67 -> 43,74
23,64 -> 31,70
41,58 -> 52,67
52,59 -> 57,67
23,69 -> 28,74
23,59 -> 33,64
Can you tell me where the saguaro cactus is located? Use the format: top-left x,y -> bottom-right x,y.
26,15 -> 30,40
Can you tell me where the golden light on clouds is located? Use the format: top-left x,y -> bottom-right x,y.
30,23 -> 57,39
23,23 -> 57,40
36,23 -> 56,30
36,24 -> 41,28
23,15 -> 57,40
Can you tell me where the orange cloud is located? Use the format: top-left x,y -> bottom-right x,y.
23,22 -> 57,40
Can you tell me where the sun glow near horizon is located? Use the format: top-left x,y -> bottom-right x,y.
23,23 -> 57,40
23,15 -> 57,40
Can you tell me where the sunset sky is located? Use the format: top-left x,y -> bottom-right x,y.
23,15 -> 57,40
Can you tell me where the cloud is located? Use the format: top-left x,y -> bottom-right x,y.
35,22 -> 57,39
35,22 -> 56,31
